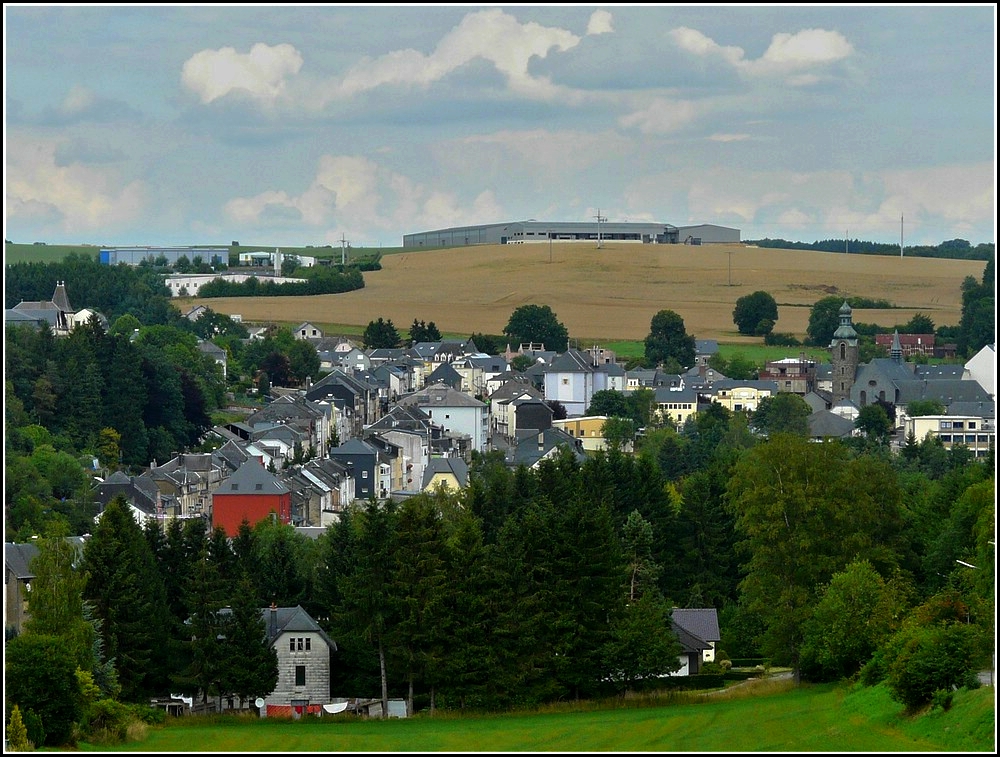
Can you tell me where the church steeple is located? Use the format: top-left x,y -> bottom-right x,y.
890,330 -> 903,363
829,301 -> 859,403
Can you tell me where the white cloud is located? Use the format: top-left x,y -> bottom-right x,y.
181,43 -> 303,105
618,98 -> 699,134
669,26 -> 854,79
587,10 -> 614,36
5,135 -> 147,234
333,9 -> 582,101
708,133 -> 751,142
222,154 -> 507,239
759,29 -> 854,67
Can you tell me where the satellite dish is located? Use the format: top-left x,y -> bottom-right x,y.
255,697 -> 265,709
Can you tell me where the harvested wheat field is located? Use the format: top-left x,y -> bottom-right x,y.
192,243 -> 987,344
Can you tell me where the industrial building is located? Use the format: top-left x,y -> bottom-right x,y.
402,221 -> 740,248
99,246 -> 228,267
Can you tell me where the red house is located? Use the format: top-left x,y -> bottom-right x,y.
212,458 -> 291,537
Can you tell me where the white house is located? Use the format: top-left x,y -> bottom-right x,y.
397,382 -> 489,455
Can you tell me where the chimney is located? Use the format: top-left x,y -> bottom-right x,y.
269,602 -> 278,639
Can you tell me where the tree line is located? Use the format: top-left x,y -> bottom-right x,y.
747,237 -> 994,261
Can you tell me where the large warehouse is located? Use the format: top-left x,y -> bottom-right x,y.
99,246 -> 228,267
402,221 -> 740,248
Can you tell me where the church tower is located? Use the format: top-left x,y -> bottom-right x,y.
829,301 -> 859,403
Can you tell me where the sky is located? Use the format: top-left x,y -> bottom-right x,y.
3,4 -> 996,249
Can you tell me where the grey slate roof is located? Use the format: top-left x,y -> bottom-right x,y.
5,542 -> 39,580
421,457 -> 469,489
261,605 -> 337,649
671,608 -> 721,643
398,382 -> 486,408
217,458 -> 289,495
808,409 -> 855,439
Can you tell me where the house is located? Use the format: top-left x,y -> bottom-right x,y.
509,397 -> 553,441
965,344 -> 996,399
874,332 -> 937,358
807,409 -> 856,441
260,604 -> 338,718
670,607 -> 722,676
396,382 -> 489,455
552,416 -> 610,453
543,348 -> 609,416
708,379 -> 779,413
5,281 -> 76,335
5,541 -> 39,637
421,457 -> 469,493
5,538 -> 88,637
293,322 -> 324,341
489,379 -> 546,440
211,458 -> 292,537
904,413 -> 995,459
507,427 -> 587,469
758,357 -> 817,395
278,457 -> 355,527
652,386 -> 701,428
197,340 -> 228,379
328,438 -> 382,502
94,471 -> 173,526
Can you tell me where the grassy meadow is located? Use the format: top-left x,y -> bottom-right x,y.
74,681 -> 995,752
184,242 -> 985,345
7,239 -> 985,347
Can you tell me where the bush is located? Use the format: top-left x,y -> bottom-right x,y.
931,688 -> 954,711
82,699 -> 159,745
764,332 -> 801,346
883,621 -> 981,711
6,704 -> 32,751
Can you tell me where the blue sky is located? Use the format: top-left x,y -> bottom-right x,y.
4,4 -> 996,248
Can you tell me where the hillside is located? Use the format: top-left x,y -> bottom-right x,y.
188,242 -> 986,344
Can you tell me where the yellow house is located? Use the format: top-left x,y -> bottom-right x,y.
709,380 -> 779,413
420,457 -> 469,493
552,416 -> 608,452
904,415 -> 995,459
653,387 -> 700,427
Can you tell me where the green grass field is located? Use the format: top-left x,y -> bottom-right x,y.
73,682 -> 995,753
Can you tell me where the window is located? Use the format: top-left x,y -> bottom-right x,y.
362,470 -> 368,479
939,435 -> 952,442
297,638 -> 304,651
562,378 -> 569,385
305,638 -> 311,651
969,422 -> 977,429
940,421 -> 952,429
295,666 -> 306,686
231,483 -> 238,490
953,421 -> 965,430
289,638 -> 296,652
255,483 -> 263,490
840,343 -> 846,360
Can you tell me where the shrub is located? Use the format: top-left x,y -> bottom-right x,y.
6,704 -> 32,751
931,688 -> 954,711
883,621 -> 981,711
764,332 -> 801,346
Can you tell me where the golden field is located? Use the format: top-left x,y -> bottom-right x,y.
188,243 -> 988,344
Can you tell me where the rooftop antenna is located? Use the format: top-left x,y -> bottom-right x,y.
340,233 -> 349,266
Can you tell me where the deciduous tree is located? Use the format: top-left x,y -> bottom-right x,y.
733,291 -> 778,336
644,309 -> 695,371
503,304 -> 569,351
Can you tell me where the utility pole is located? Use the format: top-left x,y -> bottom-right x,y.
340,233 -> 348,266
594,209 -> 607,249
